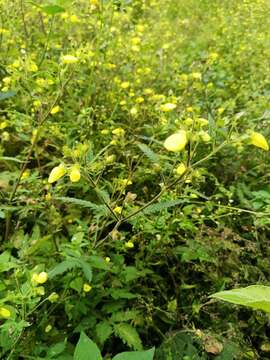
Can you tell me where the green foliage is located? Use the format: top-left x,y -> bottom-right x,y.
211,285 -> 270,313
114,323 -> 143,351
112,347 -> 155,360
74,332 -> 154,360
74,332 -> 102,360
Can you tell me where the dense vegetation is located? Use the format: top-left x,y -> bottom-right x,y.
1,0 -> 270,358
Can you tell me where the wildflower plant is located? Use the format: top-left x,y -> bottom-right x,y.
0,0 -> 270,358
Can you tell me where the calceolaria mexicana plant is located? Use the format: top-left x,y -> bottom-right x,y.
1,0 -> 270,358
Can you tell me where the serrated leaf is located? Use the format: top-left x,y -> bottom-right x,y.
96,321 -> 113,344
0,251 -> 18,272
110,310 -> 140,323
110,289 -> 137,300
122,267 -> 141,282
137,143 -> 159,163
74,332 -> 102,360
48,259 -> 81,278
80,259 -> 93,282
114,323 -> 142,351
47,340 -> 66,358
89,255 -> 110,270
211,285 -> 270,313
136,199 -> 184,217
112,347 -> 155,360
55,197 -> 107,214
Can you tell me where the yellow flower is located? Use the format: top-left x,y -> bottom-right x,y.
50,105 -> 61,115
2,77 -> 11,85
120,81 -> 130,89
250,131 -> 269,151
27,62 -> 38,72
130,107 -> 138,116
48,164 -> 66,183
101,129 -> 109,135
90,0 -> 99,6
125,241 -> 134,249
105,257 -> 111,262
199,131 -> 211,142
164,131 -> 188,152
48,292 -> 59,303
191,72 -> 202,80
69,165 -> 81,182
45,193 -> 52,201
114,206 -> 122,214
0,307 -> 11,319
33,100 -> 42,108
197,118 -> 209,127
175,163 -> 186,176
120,178 -> 132,186
105,154 -> 116,163
45,324 -> 52,333
83,283 -> 92,292
36,272 -> 48,284
70,15 -> 79,23
112,127 -> 125,136
160,103 -> 176,112
0,121 -> 8,129
144,88 -> 154,95
62,55 -> 79,64
21,169 -> 30,180
217,107 -> 225,115
209,52 -> 218,61
183,118 -> 193,126
36,286 -> 45,296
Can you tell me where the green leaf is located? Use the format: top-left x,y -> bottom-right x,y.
112,347 -> 155,360
41,5 -> 65,14
55,197 -> 107,214
74,332 -> 102,360
49,258 -> 92,283
89,255 -> 110,270
114,323 -> 142,351
80,259 -> 93,282
47,340 -> 66,358
0,251 -> 18,272
122,267 -> 141,282
110,289 -> 137,300
70,277 -> 83,293
96,321 -> 113,345
155,332 -> 202,360
137,143 -> 159,163
0,156 -> 24,163
48,259 -> 81,278
136,199 -> 184,217
211,285 -> 270,313
110,310 -> 140,323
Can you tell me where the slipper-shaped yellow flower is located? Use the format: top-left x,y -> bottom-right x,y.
0,307 -> 11,319
69,165 -> 81,182
164,130 -> 188,152
62,55 -> 79,64
250,131 -> 269,151
48,164 -> 66,183
176,163 -> 186,175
